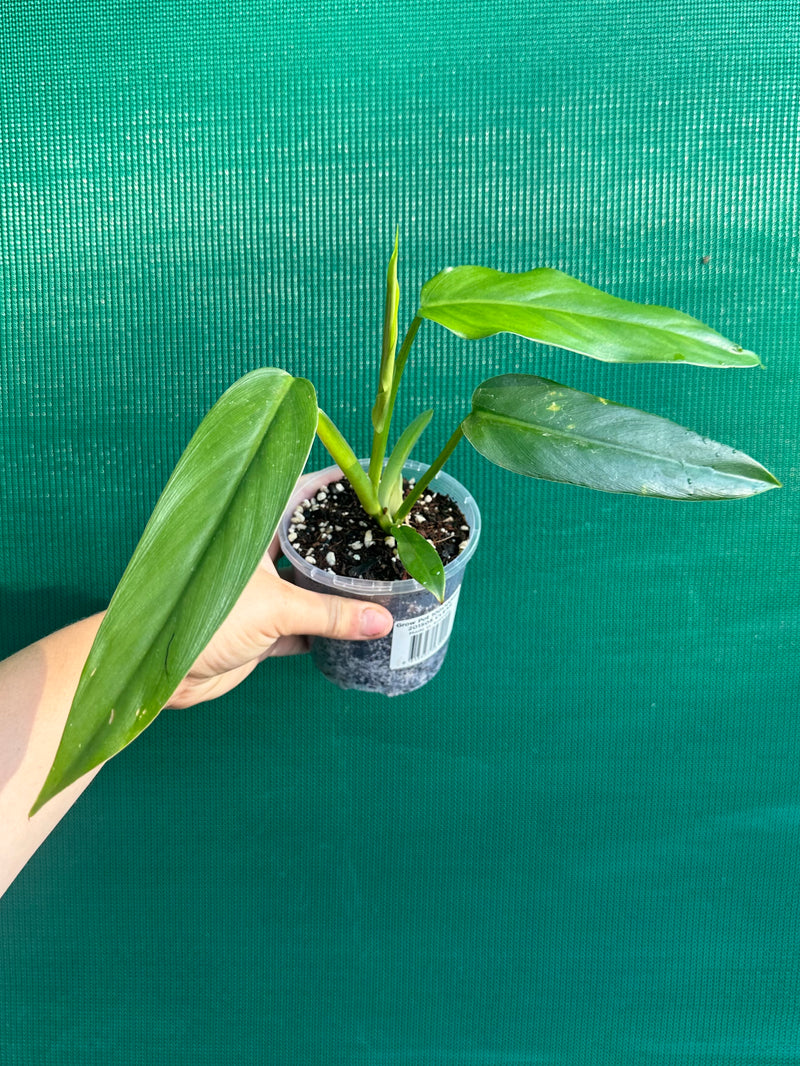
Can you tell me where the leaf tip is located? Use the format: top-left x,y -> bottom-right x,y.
28,780 -> 56,819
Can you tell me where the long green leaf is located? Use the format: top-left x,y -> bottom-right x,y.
378,408 -> 434,513
31,369 -> 318,815
463,374 -> 780,499
419,266 -> 760,368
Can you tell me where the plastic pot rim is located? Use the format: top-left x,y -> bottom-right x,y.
277,459 -> 482,598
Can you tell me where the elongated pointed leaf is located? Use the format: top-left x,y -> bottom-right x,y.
391,524 -> 446,602
379,408 -> 434,513
371,229 -> 400,435
31,369 -> 318,815
419,266 -> 760,368
463,374 -> 780,499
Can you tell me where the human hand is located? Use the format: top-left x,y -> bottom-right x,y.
167,538 -> 393,709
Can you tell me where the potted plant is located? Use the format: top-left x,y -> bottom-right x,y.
31,234 -> 779,813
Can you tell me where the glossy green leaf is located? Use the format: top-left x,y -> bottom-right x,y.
463,374 -> 781,499
31,368 -> 318,815
419,266 -> 760,368
391,523 -> 446,602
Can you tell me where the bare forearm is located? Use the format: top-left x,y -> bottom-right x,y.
0,614 -> 105,898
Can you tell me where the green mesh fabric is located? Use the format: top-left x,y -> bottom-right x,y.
1,1 -> 798,1062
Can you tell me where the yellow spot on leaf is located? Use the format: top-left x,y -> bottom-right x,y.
547,402 -> 561,412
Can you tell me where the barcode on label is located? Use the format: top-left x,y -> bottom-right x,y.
389,587 -> 461,670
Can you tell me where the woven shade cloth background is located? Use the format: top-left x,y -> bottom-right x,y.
1,1 -> 798,1062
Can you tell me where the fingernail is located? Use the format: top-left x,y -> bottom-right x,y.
359,608 -> 390,637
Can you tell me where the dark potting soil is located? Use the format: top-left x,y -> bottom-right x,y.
286,478 -> 470,581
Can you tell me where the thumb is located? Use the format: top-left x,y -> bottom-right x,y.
274,579 -> 394,642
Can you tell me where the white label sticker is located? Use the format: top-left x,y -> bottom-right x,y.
389,587 -> 462,670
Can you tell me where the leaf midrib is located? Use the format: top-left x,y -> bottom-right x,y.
468,405 -> 743,480
424,296 -> 738,352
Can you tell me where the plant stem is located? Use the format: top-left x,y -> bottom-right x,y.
368,315 -> 424,488
393,422 -> 466,524
390,315 -> 423,410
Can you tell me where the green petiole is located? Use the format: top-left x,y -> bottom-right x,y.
393,423 -> 466,524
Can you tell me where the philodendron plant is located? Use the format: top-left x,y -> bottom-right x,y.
31,234 -> 779,814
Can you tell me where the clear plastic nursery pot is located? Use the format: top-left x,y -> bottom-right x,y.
278,460 -> 482,697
